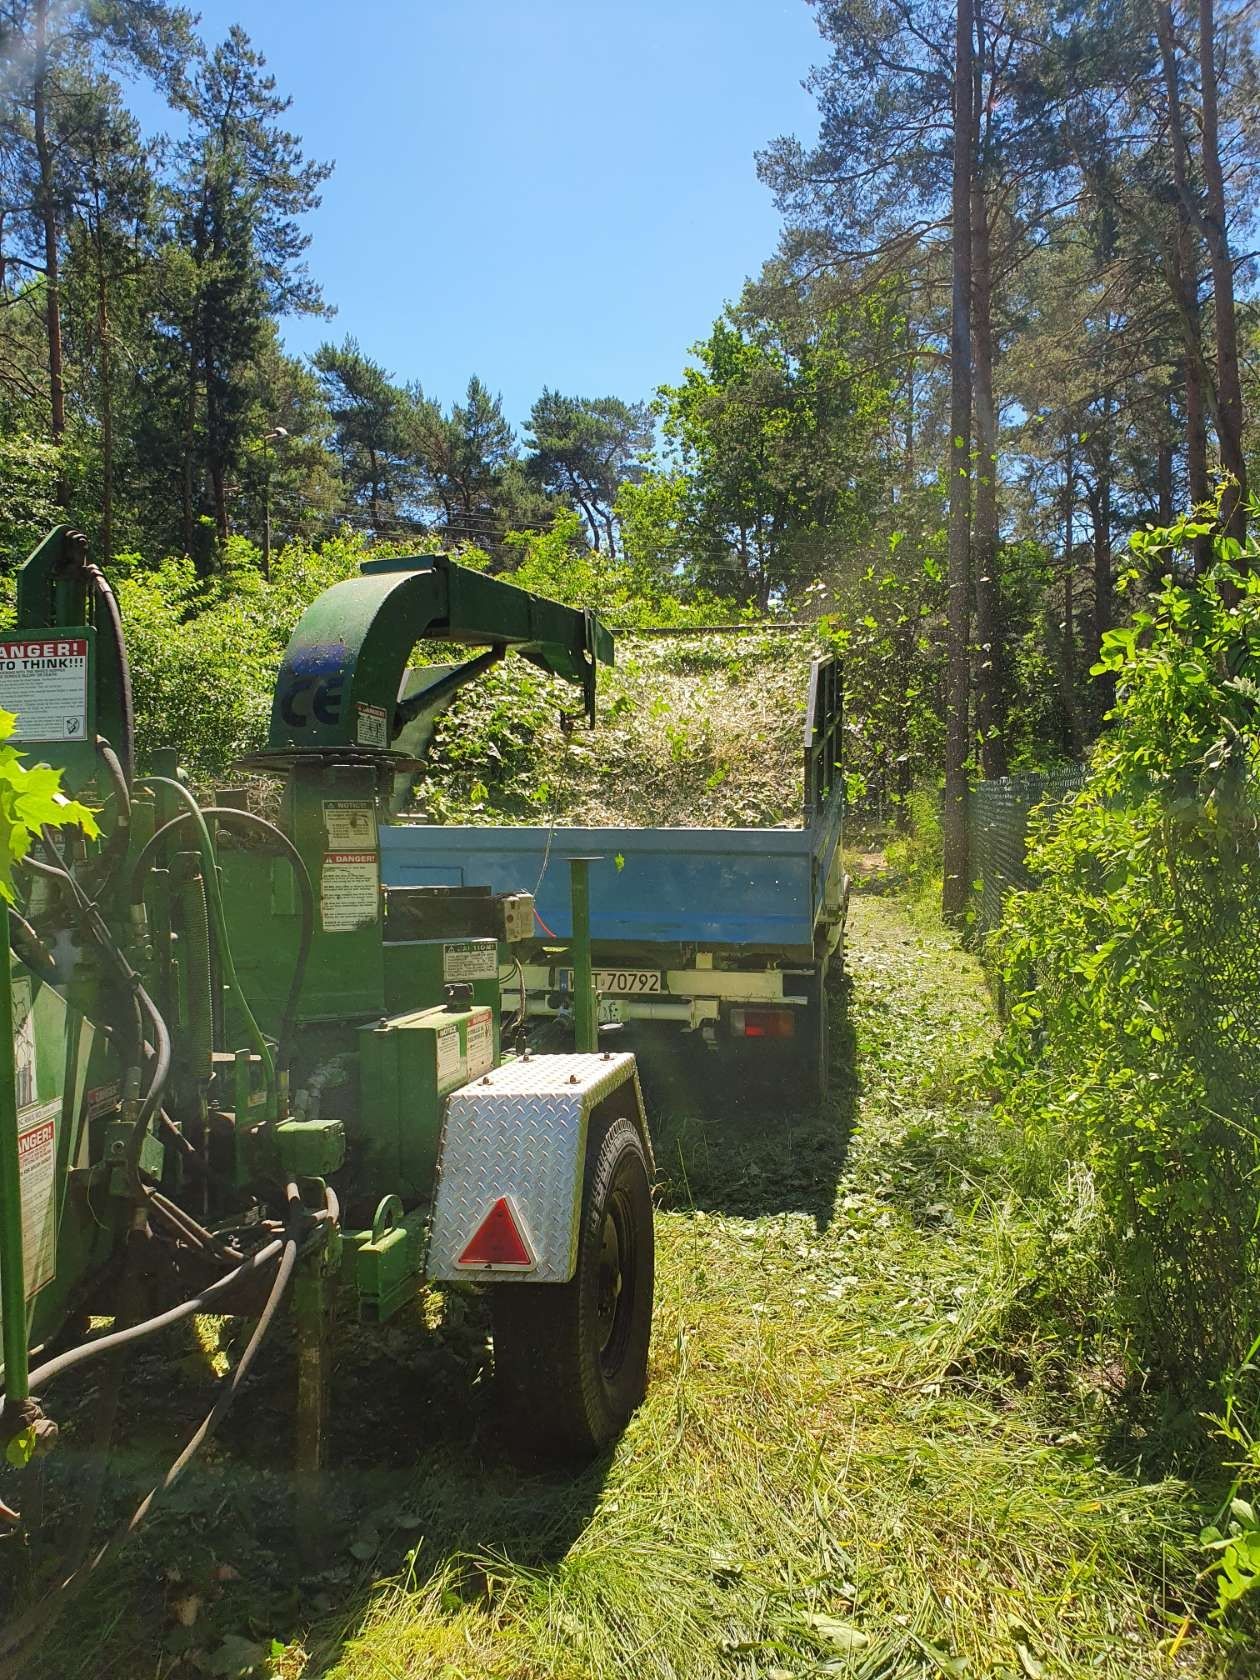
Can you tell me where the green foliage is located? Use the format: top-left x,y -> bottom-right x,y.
629,296 -> 897,609
1200,1333 -> 1260,1621
0,433 -> 63,563
114,552 -> 278,774
885,788 -> 944,903
0,710 -> 98,902
524,389 -> 652,553
992,524 -> 1260,1387
819,513 -> 946,818
499,509 -> 741,627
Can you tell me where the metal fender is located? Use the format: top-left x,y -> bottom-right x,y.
426,1051 -> 650,1285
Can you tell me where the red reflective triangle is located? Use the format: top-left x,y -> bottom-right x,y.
457,1196 -> 533,1268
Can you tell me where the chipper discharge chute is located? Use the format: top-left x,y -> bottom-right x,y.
0,528 -> 654,1579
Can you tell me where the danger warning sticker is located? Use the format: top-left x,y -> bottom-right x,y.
435,1022 -> 465,1087
0,637 -> 89,741
443,941 -> 497,983
466,1010 -> 494,1079
17,1100 -> 57,1297
320,851 -> 379,932
356,702 -> 388,748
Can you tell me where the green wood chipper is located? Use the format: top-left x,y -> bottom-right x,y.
0,527 -> 654,1605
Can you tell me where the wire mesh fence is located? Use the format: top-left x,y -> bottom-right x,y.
969,767 -> 1087,934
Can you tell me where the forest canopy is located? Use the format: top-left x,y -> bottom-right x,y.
0,0 -> 1256,825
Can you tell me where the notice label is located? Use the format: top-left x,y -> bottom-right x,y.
86,1080 -> 120,1120
323,799 -> 377,849
320,852 -> 379,932
467,1010 -> 494,1079
356,702 -> 388,748
435,1022 -> 465,1087
443,941 -> 497,983
17,1100 -> 57,1297
0,637 -> 89,741
12,976 -> 35,1109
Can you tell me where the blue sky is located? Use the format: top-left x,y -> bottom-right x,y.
131,0 -> 822,430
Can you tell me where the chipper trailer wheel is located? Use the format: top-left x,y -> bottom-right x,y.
489,1111 -> 654,1458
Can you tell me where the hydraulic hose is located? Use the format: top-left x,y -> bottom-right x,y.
142,1187 -> 246,1265
34,829 -> 171,1167
84,562 -> 135,784
0,1184 -> 321,1676
130,805 -> 315,1068
7,908 -> 61,987
91,734 -> 134,892
0,1235 -> 284,1416
133,778 -> 277,1115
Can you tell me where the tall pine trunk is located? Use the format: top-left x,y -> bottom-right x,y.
1198,0 -> 1247,547
1158,3 -> 1213,570
1157,389 -> 1175,524
97,241 -> 114,560
32,0 -> 66,502
1058,434 -> 1084,754
943,0 -> 974,920
971,194 -> 1006,779
1089,393 -> 1113,669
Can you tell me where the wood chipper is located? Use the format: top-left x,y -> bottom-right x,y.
0,528 -> 654,1586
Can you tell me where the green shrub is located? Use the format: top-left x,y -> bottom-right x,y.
884,786 -> 943,902
993,520 -> 1260,1387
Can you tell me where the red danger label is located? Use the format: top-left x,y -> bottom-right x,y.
0,639 -> 88,660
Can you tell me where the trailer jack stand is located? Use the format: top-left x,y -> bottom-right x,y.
294,1242 -> 334,1565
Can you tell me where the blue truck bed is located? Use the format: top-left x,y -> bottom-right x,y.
379,653 -> 846,1092
381,802 -> 842,959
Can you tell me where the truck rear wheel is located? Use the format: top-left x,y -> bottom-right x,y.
489,1111 -> 654,1458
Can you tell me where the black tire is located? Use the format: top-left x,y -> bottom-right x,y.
790,968 -> 830,1104
489,1111 -> 654,1459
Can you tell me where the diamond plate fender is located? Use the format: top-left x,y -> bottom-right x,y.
426,1051 -> 650,1284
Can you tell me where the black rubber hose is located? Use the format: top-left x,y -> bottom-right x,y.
92,734 -> 133,888
142,1187 -> 246,1265
92,736 -> 130,822
131,806 -> 315,1066
0,1237 -> 284,1417
8,909 -> 61,987
84,563 -> 135,784
36,827 -> 172,1167
0,1185 -> 319,1675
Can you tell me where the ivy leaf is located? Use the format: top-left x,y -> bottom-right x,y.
4,1426 -> 35,1468
0,710 -> 98,904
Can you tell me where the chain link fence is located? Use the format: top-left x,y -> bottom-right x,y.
969,767 -> 1087,934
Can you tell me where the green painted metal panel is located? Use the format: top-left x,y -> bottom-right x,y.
265,553 -> 612,758
356,1001 -> 493,1200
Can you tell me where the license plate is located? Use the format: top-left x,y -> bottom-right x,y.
559,967 -> 662,996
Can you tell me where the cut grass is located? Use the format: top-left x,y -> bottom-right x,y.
300,895 -> 1234,1678
11,890 -> 1239,1679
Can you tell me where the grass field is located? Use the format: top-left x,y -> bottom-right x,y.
12,884 -> 1244,1680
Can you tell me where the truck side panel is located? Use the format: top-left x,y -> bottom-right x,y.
381,824 -> 820,956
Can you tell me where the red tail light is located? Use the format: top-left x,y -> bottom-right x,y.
457,1196 -> 534,1268
730,1008 -> 796,1040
